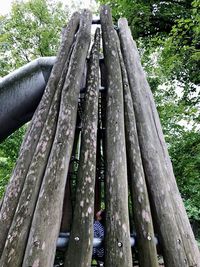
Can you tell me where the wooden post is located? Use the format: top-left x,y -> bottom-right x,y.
64,27 -> 100,267
118,17 -> 200,267
22,10 -> 92,267
117,37 -> 159,267
100,6 -> 132,267
0,69 -> 62,267
0,12 -> 80,257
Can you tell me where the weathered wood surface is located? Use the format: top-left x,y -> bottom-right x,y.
0,73 -> 62,267
100,6 -> 132,267
0,26 -> 77,266
0,11 -> 80,257
64,27 -> 100,267
22,10 -> 92,267
117,37 -> 159,267
118,17 -> 200,267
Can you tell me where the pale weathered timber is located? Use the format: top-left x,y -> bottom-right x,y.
0,81 -> 60,267
0,31 -> 76,266
0,12 -> 80,256
22,10 -> 92,267
100,6 -> 132,267
64,27 -> 100,267
117,37 -> 159,267
118,18 -> 200,267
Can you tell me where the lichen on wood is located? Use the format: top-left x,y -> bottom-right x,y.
116,33 -> 159,267
0,11 -> 80,258
100,5 -> 132,267
64,27 -> 100,267
118,17 -> 200,267
22,9 -> 92,267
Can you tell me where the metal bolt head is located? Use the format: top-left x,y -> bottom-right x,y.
33,240 -> 40,247
117,242 -> 123,247
74,236 -> 79,242
147,235 -> 152,241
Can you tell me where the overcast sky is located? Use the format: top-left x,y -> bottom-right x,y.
0,0 -> 13,15
0,0 -> 98,15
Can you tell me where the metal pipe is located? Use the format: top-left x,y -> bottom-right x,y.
0,57 -> 56,142
0,57 -> 106,142
56,232 -> 137,249
56,232 -> 159,249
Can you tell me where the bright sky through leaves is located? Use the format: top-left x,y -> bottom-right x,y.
0,0 -> 98,15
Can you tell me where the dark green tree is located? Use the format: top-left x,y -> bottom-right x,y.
0,126 -> 27,198
0,0 -> 68,76
169,130 -> 200,222
98,0 -> 200,236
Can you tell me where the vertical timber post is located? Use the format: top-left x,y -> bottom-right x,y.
117,37 -> 159,267
22,10 -> 92,267
0,12 -> 81,256
118,17 -> 200,267
100,6 -> 132,267
64,27 -> 100,267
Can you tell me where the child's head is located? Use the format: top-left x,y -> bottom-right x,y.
96,210 -> 105,225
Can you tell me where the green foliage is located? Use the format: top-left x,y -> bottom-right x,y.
99,0 -> 200,89
0,0 -> 68,76
160,0 -> 200,86
169,130 -> 200,221
99,0 -> 193,38
0,125 -> 27,198
99,0 -> 200,226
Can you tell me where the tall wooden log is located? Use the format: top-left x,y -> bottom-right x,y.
64,27 -> 100,267
22,10 -> 92,267
0,76 -> 61,267
100,6 -> 132,267
117,37 -> 159,267
118,18 -> 200,267
0,12 -> 80,256
0,29 -> 76,266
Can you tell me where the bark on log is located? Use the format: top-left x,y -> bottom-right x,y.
0,76 -> 61,267
0,12 -> 80,256
22,10 -> 92,267
0,30 -> 76,266
118,18 -> 200,267
64,27 -> 100,267
119,40 -> 158,267
100,6 -> 132,267
117,38 -> 159,267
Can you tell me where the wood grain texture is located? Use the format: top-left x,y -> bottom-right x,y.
22,10 -> 92,267
117,35 -> 159,267
100,5 -> 133,267
0,11 -> 80,258
118,17 -> 200,267
64,27 -> 100,267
